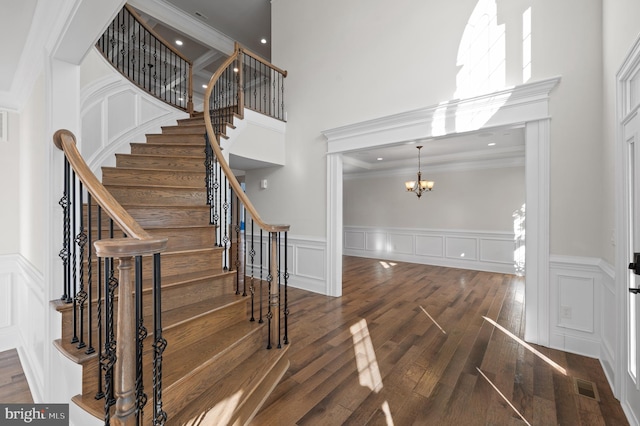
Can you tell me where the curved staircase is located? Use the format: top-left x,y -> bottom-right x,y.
52,115 -> 289,425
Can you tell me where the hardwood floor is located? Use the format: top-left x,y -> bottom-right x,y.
251,256 -> 628,426
0,349 -> 33,403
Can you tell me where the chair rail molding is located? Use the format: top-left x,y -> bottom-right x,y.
323,76 -> 561,348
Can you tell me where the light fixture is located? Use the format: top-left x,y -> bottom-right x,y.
175,39 -> 183,46
260,38 -> 267,44
404,145 -> 434,198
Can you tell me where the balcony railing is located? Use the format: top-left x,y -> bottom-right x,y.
96,5 -> 194,115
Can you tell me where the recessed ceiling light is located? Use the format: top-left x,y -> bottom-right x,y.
377,157 -> 383,161
202,84 -> 207,88
233,67 -> 239,73
175,40 -> 183,46
488,142 -> 496,146
260,38 -> 267,44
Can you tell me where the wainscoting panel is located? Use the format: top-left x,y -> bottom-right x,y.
445,237 -> 478,261
388,233 -> 414,255
0,272 -> 11,329
549,256 -> 605,359
246,235 -> 327,295
415,235 -> 444,257
344,226 -> 516,274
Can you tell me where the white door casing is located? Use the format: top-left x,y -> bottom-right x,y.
324,77 -> 560,347
616,33 -> 640,426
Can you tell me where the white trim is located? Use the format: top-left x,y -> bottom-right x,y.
324,78 -> 559,351
616,30 -> 640,422
344,226 -> 516,274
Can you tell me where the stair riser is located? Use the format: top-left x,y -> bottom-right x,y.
145,134 -> 205,144
57,271 -> 236,344
162,327 -> 264,417
115,155 -> 203,171
130,144 -> 205,157
102,168 -> 206,189
161,125 -> 206,135
83,206 -> 212,229
106,186 -> 207,206
78,298 -> 251,398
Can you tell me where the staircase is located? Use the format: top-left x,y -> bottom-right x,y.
52,115 -> 289,425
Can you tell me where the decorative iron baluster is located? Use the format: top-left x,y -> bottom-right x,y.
95,207 -> 104,400
71,171 -> 79,344
152,253 -> 167,425
222,175 -> 229,271
242,205 -> 247,297
259,229 -> 264,324
266,232 -> 273,350
101,255 -> 119,424
75,182 -> 88,349
233,191 -> 240,295
86,194 -> 95,355
284,231 -> 289,345
135,255 -> 148,422
249,219 -> 256,322
277,232 -> 282,349
59,157 -> 71,303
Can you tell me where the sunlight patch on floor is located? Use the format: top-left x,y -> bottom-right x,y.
483,316 -> 567,375
350,319 -> 383,392
476,367 -> 531,426
182,390 -> 243,426
419,305 -> 447,335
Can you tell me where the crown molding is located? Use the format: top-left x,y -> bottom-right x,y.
322,76 -> 561,154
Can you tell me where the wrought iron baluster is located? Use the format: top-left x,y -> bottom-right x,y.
86,194 -> 95,355
259,229 -> 264,324
284,231 -> 289,345
266,232 -> 273,350
71,171 -> 79,344
152,253 -> 167,425
59,157 -> 71,303
249,219 -> 255,322
95,207 -> 104,400
135,256 -> 147,422
223,175 -> 229,271
277,232 -> 282,349
75,182 -> 87,349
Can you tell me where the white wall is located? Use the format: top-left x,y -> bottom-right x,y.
268,0 -> 606,259
344,166 -> 524,231
0,110 -> 20,255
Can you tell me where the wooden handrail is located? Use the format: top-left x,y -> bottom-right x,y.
203,51 -> 290,234
124,5 -> 192,65
53,129 -> 166,241
236,42 -> 288,77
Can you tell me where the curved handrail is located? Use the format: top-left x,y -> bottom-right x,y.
203,50 -> 289,233
53,129 -> 169,245
96,5 -> 194,115
124,5 -> 191,64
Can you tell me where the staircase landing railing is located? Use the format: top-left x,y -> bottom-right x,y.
53,129 -> 168,425
204,44 -> 290,350
96,4 -> 194,115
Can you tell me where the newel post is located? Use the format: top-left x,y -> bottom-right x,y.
94,238 -> 167,426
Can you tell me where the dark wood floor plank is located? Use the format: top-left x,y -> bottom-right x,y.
250,257 -> 629,425
0,349 -> 33,404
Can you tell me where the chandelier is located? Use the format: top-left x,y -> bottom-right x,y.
404,145 -> 434,198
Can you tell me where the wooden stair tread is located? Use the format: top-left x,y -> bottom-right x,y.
171,345 -> 290,425
162,320 -> 262,386
162,293 -> 245,329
